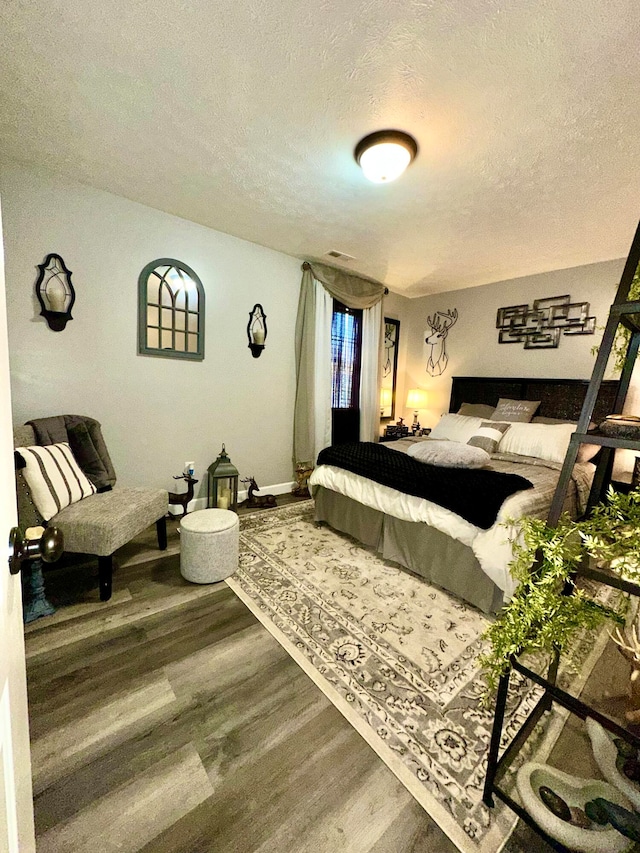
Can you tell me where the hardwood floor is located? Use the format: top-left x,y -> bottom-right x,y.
25,509 -> 460,853
25,499 -> 622,852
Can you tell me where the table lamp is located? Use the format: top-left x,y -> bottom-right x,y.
406,388 -> 428,432
380,388 -> 392,416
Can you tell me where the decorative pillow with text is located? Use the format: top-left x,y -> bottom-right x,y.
491,398 -> 540,423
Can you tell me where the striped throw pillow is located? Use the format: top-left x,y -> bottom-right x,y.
467,421 -> 511,454
15,443 -> 97,521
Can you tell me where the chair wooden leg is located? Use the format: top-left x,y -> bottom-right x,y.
156,516 -> 167,551
98,555 -> 113,601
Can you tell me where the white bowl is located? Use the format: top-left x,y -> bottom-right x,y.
516,761 -> 633,853
586,717 -> 640,810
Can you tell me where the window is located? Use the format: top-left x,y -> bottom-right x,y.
138,258 -> 205,360
331,301 -> 362,408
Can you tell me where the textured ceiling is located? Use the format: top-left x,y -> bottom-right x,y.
1,0 -> 639,295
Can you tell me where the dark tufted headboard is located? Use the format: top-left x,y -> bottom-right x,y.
449,377 -> 619,424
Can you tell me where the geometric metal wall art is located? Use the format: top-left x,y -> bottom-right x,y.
496,295 -> 596,349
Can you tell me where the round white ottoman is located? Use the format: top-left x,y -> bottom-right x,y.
180,509 -> 239,583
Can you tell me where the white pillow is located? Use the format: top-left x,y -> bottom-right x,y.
407,439 -> 490,468
16,442 -> 97,521
532,417 -> 600,463
429,413 -> 483,444
497,422 -> 576,464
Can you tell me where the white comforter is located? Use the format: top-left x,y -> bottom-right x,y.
309,445 -> 594,600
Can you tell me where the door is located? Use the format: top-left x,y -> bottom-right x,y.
330,300 -> 362,444
0,199 -> 36,852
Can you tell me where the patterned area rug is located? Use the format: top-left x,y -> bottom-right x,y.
228,501 -> 608,853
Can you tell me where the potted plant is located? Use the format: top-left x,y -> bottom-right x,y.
479,487 -> 640,695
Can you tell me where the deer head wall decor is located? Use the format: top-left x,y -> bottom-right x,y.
424,308 -> 458,376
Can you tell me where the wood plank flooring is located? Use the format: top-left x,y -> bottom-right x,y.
25,510 -> 461,853
26,499 -> 621,852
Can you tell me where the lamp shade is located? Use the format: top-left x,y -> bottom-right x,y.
354,130 -> 418,183
406,388 -> 428,410
380,388 -> 392,409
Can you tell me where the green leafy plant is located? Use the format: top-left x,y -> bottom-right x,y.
479,487 -> 640,696
592,265 -> 640,374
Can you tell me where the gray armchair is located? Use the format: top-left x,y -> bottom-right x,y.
14,418 -> 168,601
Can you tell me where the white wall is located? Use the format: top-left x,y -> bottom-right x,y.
391,259 -> 640,476
395,260 -> 626,422
1,163 -> 302,499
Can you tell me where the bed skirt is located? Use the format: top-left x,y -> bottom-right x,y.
313,486 -> 504,615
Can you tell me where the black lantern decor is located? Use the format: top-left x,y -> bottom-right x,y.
35,253 -> 76,332
247,303 -> 267,357
207,444 -> 239,511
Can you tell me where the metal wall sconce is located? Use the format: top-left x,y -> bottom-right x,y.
35,253 -> 76,331
247,303 -> 267,358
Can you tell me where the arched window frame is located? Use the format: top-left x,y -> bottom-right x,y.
138,258 -> 205,360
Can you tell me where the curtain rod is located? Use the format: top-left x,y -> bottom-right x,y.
301,262 -> 389,294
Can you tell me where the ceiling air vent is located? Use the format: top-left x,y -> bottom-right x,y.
325,250 -> 355,262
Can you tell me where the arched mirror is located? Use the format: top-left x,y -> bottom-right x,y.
138,259 -> 205,360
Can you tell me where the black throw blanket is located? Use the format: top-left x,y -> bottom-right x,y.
317,442 -> 533,530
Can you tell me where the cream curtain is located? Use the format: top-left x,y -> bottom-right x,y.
305,261 -> 386,309
313,283 -> 334,459
293,262 -> 385,467
293,266 -> 316,468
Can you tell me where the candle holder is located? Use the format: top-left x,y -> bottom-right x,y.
34,253 -> 76,331
247,304 -> 267,357
207,444 -> 239,511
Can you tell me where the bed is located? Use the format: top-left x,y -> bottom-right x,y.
310,377 -> 619,614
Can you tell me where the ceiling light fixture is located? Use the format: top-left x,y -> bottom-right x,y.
354,130 -> 418,184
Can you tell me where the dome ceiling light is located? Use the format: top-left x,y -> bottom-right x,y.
354,130 -> 418,184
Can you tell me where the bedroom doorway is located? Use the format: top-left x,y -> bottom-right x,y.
330,300 -> 362,444
0,197 -> 36,852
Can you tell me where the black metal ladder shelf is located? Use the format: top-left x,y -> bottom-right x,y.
483,217 -> 640,849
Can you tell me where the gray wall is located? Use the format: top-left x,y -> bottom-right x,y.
4,161 -> 637,488
2,163 -> 302,499
390,259 -> 640,475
